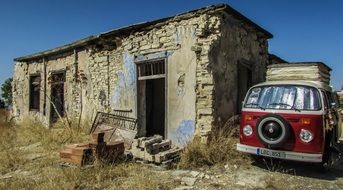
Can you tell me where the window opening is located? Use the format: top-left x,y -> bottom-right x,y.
29,75 -> 41,111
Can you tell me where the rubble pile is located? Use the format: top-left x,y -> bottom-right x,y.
130,135 -> 182,165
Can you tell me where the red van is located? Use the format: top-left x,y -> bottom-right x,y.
237,80 -> 343,164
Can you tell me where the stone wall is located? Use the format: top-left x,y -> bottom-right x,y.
210,13 -> 269,128
190,14 -> 222,139
12,10 -> 269,144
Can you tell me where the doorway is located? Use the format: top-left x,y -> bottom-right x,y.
50,72 -> 65,123
237,62 -> 252,113
137,60 -> 166,138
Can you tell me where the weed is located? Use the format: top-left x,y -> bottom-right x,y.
178,119 -> 250,169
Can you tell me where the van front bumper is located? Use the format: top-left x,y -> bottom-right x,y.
236,143 -> 323,163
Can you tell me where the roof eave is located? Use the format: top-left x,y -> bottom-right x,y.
14,36 -> 98,62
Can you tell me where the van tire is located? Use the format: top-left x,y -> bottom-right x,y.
321,131 -> 335,171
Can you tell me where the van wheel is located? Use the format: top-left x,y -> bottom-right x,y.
320,131 -> 335,171
320,149 -> 333,171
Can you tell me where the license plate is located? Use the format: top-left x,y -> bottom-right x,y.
257,148 -> 286,159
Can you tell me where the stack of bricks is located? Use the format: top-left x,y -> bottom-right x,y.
130,135 -> 182,165
60,143 -> 93,166
60,132 -> 125,166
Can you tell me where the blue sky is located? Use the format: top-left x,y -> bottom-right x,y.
0,0 -> 342,90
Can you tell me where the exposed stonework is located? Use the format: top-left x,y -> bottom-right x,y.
12,4 -> 271,145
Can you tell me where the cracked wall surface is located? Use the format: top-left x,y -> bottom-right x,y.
12,10 -> 269,144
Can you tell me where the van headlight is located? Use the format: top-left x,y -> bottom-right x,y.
299,129 -> 314,143
243,125 -> 253,136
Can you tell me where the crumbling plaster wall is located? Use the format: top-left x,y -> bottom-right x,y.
12,61 -> 44,122
12,51 -> 77,125
190,14 -> 222,139
116,16 -> 202,144
210,13 -> 269,127
120,13 -> 227,143
45,52 -> 76,124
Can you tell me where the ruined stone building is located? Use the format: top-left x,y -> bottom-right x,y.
12,4 -> 272,144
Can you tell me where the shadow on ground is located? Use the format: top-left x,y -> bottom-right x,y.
251,157 -> 343,180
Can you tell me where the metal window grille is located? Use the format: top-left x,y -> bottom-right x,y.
137,60 -> 165,80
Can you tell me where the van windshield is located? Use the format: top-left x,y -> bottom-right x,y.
244,85 -> 321,111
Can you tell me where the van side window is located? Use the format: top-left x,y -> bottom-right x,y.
325,91 -> 335,108
321,90 -> 328,109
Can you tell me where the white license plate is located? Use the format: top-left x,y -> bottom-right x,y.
257,148 -> 286,159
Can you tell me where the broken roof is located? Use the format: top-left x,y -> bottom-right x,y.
14,3 -> 273,62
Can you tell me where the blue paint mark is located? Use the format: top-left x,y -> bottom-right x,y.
166,51 -> 174,57
123,51 -> 136,87
172,120 -> 194,145
112,71 -> 125,106
111,51 -> 136,108
175,28 -> 181,44
191,28 -> 196,38
177,87 -> 185,97
135,54 -> 146,62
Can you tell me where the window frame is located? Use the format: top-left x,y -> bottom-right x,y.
137,59 -> 166,81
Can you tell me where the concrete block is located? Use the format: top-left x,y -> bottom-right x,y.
141,135 -> 163,148
146,139 -> 172,154
155,147 -> 182,163
144,152 -> 155,162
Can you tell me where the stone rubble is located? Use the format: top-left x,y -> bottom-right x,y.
130,135 -> 182,165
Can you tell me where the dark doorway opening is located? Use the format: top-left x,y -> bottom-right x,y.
237,63 -> 252,113
50,72 -> 65,123
145,78 -> 165,137
137,60 -> 166,138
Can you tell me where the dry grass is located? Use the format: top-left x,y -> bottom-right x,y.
0,109 -> 13,128
0,112 -> 177,190
15,116 -> 90,151
1,163 -> 176,190
178,120 -> 251,169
